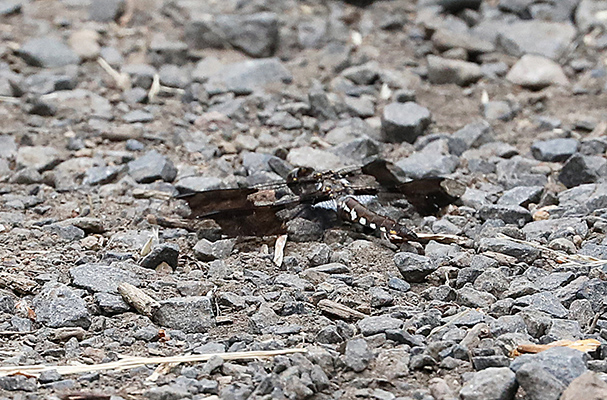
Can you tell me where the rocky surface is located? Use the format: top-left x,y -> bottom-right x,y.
1,0 -> 607,399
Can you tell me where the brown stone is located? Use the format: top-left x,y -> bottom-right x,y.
560,371 -> 607,400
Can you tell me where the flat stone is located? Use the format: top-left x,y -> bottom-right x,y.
507,55 -> 569,89
381,102 -> 432,143
16,146 -> 63,172
531,138 -> 578,162
478,204 -> 532,225
152,296 -> 215,333
33,282 -> 91,329
427,55 -> 483,86
514,292 -> 568,318
19,37 -> 80,68
89,0 -> 124,22
358,315 -> 403,336
497,186 -> 543,207
205,58 -> 291,94
94,292 -> 130,314
287,146 -> 344,171
123,110 -> 153,123
70,263 -> 141,294
478,238 -> 540,263
497,20 -> 576,60
432,28 -> 495,54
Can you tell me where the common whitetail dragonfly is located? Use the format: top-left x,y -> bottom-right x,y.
175,159 -> 465,244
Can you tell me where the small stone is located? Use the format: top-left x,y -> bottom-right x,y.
89,0 -> 124,22
558,153 -> 607,188
394,253 -> 436,283
427,55 -> 483,86
123,109 -> 153,123
0,375 -> 37,391
266,111 -> 302,130
83,165 -> 121,186
483,101 -> 515,121
193,239 -> 234,261
33,282 -> 91,329
16,146 -> 63,172
152,296 -> 215,334
19,37 -> 80,68
127,150 -> 177,183
140,243 -> 179,270
506,54 -> 569,89
94,292 -> 130,314
205,58 -> 291,94
249,305 -> 279,334
344,338 -> 373,372
531,138 -> 579,162
185,13 -> 279,58
358,315 -> 403,336
514,292 -> 568,318
381,102 -> 432,143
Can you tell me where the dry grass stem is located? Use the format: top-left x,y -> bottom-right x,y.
0,348 -> 307,377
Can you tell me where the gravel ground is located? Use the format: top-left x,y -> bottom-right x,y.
2,0 -> 607,399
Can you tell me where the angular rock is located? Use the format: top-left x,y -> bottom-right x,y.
394,253 -> 436,283
381,102 -> 432,143
185,13 -> 279,58
427,55 -> 483,86
358,315 -> 403,336
506,55 -> 569,89
497,186 -> 543,207
127,150 -> 177,183
249,305 -> 279,334
510,347 -> 587,386
152,296 -> 215,333
558,154 -> 607,188
33,282 -> 91,329
478,204 -> 532,225
344,338 -> 373,372
514,292 -> 568,318
531,138 -> 578,162
515,362 -> 566,400
459,367 -> 517,400
140,243 -> 180,270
